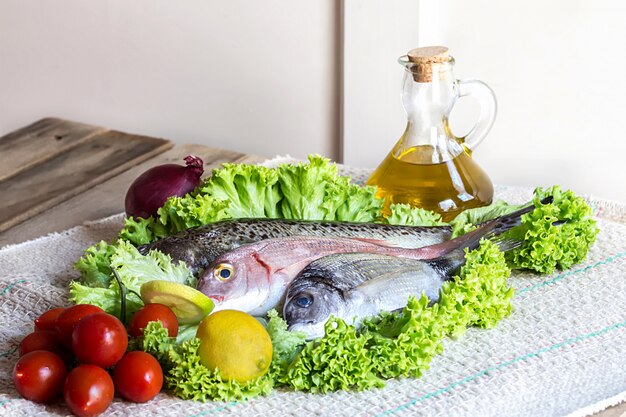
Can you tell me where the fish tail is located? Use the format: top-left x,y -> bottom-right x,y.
483,195 -> 553,238
426,196 -> 553,273
452,195 -> 554,253
490,235 -> 524,252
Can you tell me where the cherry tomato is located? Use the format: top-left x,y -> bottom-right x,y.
19,331 -> 70,362
128,304 -> 179,338
34,307 -> 67,332
13,350 -> 67,403
55,304 -> 104,348
112,351 -> 163,403
72,313 -> 128,368
64,364 -> 114,417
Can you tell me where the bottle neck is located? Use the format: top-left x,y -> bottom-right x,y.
395,73 -> 463,164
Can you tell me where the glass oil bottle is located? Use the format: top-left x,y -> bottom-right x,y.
366,46 -> 497,221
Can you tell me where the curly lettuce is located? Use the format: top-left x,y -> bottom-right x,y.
447,186 -> 598,274
74,241 -> 117,288
504,186 -> 599,274
273,239 -> 512,392
75,155 -> 443,286
385,203 -> 447,226
449,200 -> 522,238
70,241 -> 194,319
133,322 -> 273,402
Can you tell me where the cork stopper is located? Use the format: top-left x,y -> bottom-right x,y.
407,46 -> 450,82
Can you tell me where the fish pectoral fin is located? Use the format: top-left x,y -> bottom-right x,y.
341,290 -> 366,310
276,258 -> 318,279
353,274 -> 394,299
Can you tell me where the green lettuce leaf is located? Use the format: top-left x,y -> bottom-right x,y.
110,240 -> 195,290
74,241 -> 117,288
118,216 -> 158,246
133,322 -> 273,402
505,186 -> 599,274
385,203 -> 447,226
265,310 -> 307,380
284,319 -> 384,393
196,162 -> 281,218
438,239 -> 513,335
277,239 -> 512,392
445,186 -> 598,274
157,194 -> 231,236
70,240 -> 195,319
449,200 -> 523,238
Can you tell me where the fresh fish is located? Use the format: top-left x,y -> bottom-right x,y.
198,235 -> 456,316
283,253 -> 461,339
197,197 -> 551,317
282,198 -> 554,339
139,218 -> 453,275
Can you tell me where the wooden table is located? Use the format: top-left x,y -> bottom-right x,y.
0,118 -> 264,247
0,119 -> 624,417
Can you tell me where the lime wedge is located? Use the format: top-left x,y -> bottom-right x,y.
140,280 -> 214,324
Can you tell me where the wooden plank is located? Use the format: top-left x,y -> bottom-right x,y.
0,144 -> 265,247
598,402 -> 626,417
0,118 -> 107,182
0,130 -> 172,234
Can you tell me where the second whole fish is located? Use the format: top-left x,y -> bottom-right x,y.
197,197 -> 552,317
283,237 -> 521,339
283,253 -> 462,339
284,197 -> 553,338
139,218 -> 453,276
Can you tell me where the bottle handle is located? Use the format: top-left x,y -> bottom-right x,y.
454,79 -> 497,151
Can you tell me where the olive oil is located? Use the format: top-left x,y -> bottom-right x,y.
367,46 -> 497,221
367,145 -> 493,221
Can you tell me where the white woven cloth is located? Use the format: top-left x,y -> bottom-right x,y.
1,158 -> 625,417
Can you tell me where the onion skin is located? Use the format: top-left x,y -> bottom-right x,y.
125,155 -> 204,219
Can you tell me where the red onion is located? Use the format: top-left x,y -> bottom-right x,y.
124,155 -> 204,219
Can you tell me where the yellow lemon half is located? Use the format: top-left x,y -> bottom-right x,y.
196,310 -> 272,383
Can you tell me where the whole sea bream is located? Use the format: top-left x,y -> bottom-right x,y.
283,198 -> 553,339
283,252 -> 463,339
196,198 -> 551,317
139,218 -> 453,275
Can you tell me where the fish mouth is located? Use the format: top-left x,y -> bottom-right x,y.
208,295 -> 225,304
287,321 -> 326,340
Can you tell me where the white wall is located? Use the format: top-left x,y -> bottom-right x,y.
0,0 -> 339,159
343,0 -> 626,202
3,1 -> 625,202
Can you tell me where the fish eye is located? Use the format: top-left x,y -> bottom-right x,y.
295,294 -> 313,308
213,263 -> 234,282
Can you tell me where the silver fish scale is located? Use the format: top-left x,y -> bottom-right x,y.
139,218 -> 453,275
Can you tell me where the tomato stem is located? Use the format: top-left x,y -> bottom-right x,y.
128,288 -> 142,300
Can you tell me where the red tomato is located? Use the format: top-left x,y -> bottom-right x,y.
55,304 -> 105,348
128,304 -> 179,338
18,331 -> 70,362
64,364 -> 114,417
13,350 -> 67,403
34,307 -> 67,332
72,313 -> 128,368
112,351 -> 163,403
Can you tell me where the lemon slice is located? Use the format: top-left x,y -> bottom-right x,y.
140,280 -> 214,324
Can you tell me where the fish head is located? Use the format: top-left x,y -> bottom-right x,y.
196,247 -> 272,313
283,279 -> 345,339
